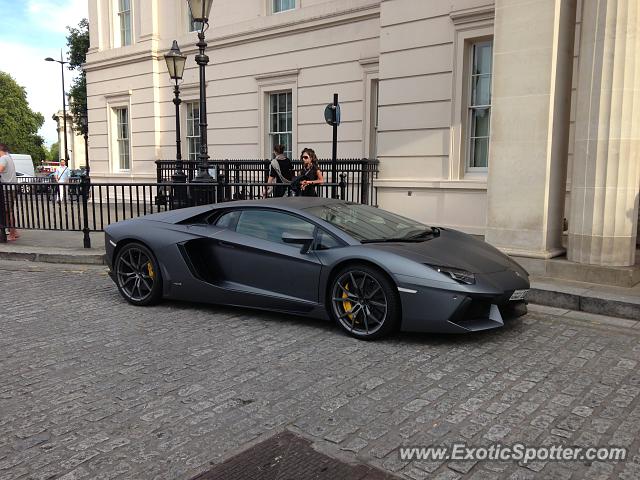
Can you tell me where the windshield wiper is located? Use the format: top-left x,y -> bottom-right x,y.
361,227 -> 440,244
406,227 -> 440,239
361,238 -> 422,243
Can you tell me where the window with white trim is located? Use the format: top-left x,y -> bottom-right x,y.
273,0 -> 295,14
269,92 -> 292,159
370,79 -> 379,159
186,102 -> 201,162
115,107 -> 130,170
467,40 -> 493,170
117,0 -> 132,46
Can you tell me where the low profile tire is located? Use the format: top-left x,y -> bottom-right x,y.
114,242 -> 163,306
330,264 -> 400,340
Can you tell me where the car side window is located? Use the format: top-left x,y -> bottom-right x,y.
235,210 -> 315,245
315,229 -> 343,250
215,210 -> 241,229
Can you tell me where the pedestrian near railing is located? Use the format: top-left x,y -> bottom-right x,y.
155,157 -> 378,205
0,175 -> 348,248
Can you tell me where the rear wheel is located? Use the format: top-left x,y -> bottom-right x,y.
114,242 -> 163,306
330,264 -> 400,340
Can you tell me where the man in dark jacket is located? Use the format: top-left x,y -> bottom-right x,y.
264,144 -> 293,197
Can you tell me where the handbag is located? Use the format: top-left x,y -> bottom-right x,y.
270,158 -> 291,185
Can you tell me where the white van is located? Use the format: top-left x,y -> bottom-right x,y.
11,154 -> 36,177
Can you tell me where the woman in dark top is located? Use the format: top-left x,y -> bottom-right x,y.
264,144 -> 293,197
298,148 -> 324,197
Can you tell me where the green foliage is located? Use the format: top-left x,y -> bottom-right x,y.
66,18 -> 89,134
66,19 -> 89,69
0,72 -> 47,162
48,142 -> 60,162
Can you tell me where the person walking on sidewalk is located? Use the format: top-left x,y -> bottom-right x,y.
0,143 -> 19,241
54,159 -> 70,203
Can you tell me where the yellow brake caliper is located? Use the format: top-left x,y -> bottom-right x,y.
342,283 -> 353,320
146,262 -> 155,280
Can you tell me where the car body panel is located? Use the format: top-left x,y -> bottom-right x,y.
105,198 -> 530,334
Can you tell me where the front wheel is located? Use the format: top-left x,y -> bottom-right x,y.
330,265 -> 400,340
114,242 -> 163,306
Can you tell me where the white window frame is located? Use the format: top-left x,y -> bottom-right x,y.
271,0 -> 297,14
115,107 -> 130,171
449,6 -> 494,180
105,91 -> 132,174
113,0 -> 133,47
466,40 -> 493,172
360,58 -> 379,159
255,70 -> 299,160
267,91 -> 293,159
185,101 -> 201,162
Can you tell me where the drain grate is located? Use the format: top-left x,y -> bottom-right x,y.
191,430 -> 397,480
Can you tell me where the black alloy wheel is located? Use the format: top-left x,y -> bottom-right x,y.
330,264 -> 399,340
114,242 -> 163,306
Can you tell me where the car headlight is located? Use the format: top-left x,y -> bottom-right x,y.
427,265 -> 476,285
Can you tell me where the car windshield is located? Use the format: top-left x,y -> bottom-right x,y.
305,203 -> 433,242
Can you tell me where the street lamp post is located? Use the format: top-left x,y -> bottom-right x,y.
187,0 -> 214,183
79,111 -> 91,249
79,111 -> 90,175
164,40 -> 187,184
45,52 -> 70,166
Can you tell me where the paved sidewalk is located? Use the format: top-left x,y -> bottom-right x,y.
0,230 -> 105,264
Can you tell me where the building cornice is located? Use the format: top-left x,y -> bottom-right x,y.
449,5 -> 495,25
84,0 -> 380,72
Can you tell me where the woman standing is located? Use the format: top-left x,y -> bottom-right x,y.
298,148 -> 324,197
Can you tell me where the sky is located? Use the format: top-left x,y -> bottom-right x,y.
0,0 -> 88,146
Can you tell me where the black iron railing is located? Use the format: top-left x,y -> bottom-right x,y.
156,158 -> 378,206
0,178 -> 347,248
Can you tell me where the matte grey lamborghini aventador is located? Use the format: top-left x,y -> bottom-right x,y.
105,197 -> 530,339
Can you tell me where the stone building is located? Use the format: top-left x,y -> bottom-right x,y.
85,0 -> 640,271
53,110 -> 86,169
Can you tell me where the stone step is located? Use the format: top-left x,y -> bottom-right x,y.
528,277 -> 640,322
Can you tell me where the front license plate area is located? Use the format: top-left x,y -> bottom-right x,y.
509,289 -> 529,301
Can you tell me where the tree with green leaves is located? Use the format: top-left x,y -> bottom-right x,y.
0,72 -> 47,163
66,18 -> 90,135
48,141 -> 60,162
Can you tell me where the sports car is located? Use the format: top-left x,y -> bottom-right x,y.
104,198 -> 530,340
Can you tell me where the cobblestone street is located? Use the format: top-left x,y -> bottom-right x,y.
1,260 -> 639,480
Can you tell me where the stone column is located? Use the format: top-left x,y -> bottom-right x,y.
486,0 -> 577,258
568,0 -> 640,266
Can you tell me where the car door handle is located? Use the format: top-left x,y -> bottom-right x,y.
218,240 -> 236,249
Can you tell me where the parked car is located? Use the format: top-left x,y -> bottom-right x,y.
105,198 -> 530,340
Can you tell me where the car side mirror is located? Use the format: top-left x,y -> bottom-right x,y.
282,231 -> 315,254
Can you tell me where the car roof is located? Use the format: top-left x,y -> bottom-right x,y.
220,197 -> 346,210
128,197 -> 349,226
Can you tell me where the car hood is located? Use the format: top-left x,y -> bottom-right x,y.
364,229 -> 518,274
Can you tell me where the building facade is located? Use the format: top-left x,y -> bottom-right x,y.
85,0 -> 640,267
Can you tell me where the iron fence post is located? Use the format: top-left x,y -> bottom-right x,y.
155,160 -> 162,183
0,183 -> 6,243
224,162 -> 231,201
216,168 -> 225,203
81,174 -> 91,248
360,158 -> 370,205
339,173 -> 347,201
